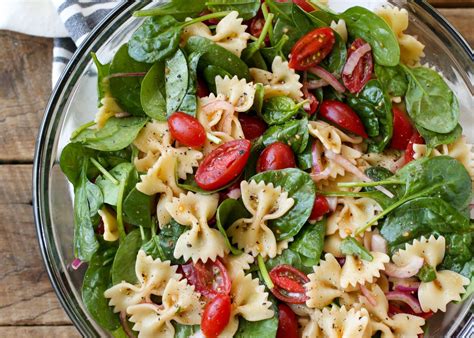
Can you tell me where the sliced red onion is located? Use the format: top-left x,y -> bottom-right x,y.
384,256 -> 424,278
308,66 -> 346,93
394,282 -> 421,292
307,79 -> 329,89
342,43 -> 372,76
386,291 -> 422,314
325,150 -> 394,198
71,258 -> 83,270
360,285 -> 377,306
326,196 -> 338,212
310,141 -> 333,181
120,311 -> 135,338
202,99 -> 235,114
226,187 -> 241,200
391,155 -> 406,172
371,234 -> 388,254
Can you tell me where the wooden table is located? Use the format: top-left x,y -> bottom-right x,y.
0,2 -> 472,337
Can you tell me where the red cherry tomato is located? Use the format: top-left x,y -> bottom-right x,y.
390,107 -> 414,150
275,0 -> 314,12
250,15 -> 265,37
238,114 -> 267,140
276,304 -> 299,338
256,142 -> 296,173
309,195 -> 330,220
197,78 -> 210,98
168,112 -> 206,147
319,100 -> 368,138
181,258 -> 231,299
404,132 -> 424,164
289,27 -> 336,71
196,139 -> 251,190
269,265 -> 310,304
201,294 -> 232,338
342,38 -> 374,94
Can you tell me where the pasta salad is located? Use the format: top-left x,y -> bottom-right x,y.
59,1 -> 473,337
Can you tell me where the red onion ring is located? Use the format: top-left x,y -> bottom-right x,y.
308,66 -> 346,93
360,285 -> 377,306
384,256 -> 424,278
120,311 -> 135,338
342,43 -> 372,76
307,79 -> 329,89
326,196 -> 338,212
71,258 -> 83,270
386,291 -> 422,314
394,282 -> 421,292
371,234 -> 388,254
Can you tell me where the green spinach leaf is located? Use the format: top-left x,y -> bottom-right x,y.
261,34 -> 289,65
342,6 -> 400,66
417,264 -> 437,282
321,30 -> 347,75
265,248 -> 306,272
251,168 -> 316,240
133,0 -> 207,20
71,116 -> 148,152
60,143 -> 97,187
140,61 -> 167,120
234,296 -> 278,338
296,139 -> 313,171
174,323 -> 201,338
112,229 -> 149,284
95,163 -> 136,206
91,52 -> 110,106
252,83 -> 265,115
158,220 -> 188,264
123,187 -> 153,228
217,198 -> 250,255
206,0 -> 261,20
262,118 -> 309,154
203,64 -> 232,93
165,49 -> 190,117
177,51 -> 202,116
374,64 -> 408,97
417,124 -> 462,150
340,237 -> 373,261
289,220 -> 325,267
262,96 -> 305,125
404,66 -> 459,134
441,232 -> 473,278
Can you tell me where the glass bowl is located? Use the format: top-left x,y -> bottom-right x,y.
33,1 -> 474,337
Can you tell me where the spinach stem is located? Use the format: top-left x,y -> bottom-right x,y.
261,3 -> 274,42
257,255 -> 274,289
338,179 -> 403,188
139,226 -> 146,241
151,218 -> 157,236
182,11 -> 231,28
255,13 -> 274,48
90,158 -> 119,185
70,121 -> 95,139
116,178 -> 127,242
206,132 -> 222,144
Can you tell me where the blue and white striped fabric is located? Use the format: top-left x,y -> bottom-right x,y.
51,0 -> 121,85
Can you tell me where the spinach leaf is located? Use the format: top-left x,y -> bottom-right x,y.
206,0 -> 261,20
340,237 -> 373,261
321,31 -> 347,75
266,248 -> 304,271
82,246 -> 120,331
174,323 -> 201,338
234,297 -> 278,338
129,15 -> 182,63
133,0 -> 206,21
308,8 -> 339,25
262,118 -> 309,154
140,61 -> 167,120
262,96 -> 305,125
203,64 -> 232,93
91,52 -> 110,106
109,44 -> 150,116
176,173 -> 237,194
374,64 -> 408,97
347,79 -> 393,152
185,36 -> 250,80
123,187 -> 153,228
252,83 -> 265,115
261,34 -> 289,65
417,264 -> 437,282
71,116 -> 148,152
251,168 -> 316,240
112,229 -> 149,284
296,140 -> 313,171
165,49 -> 190,117
441,232 -> 473,277
158,220 -> 188,264
364,166 -> 402,197
216,198 -> 250,255
177,51 -> 202,116
404,66 -> 460,134
60,143 -> 97,187
417,124 -> 462,150
74,161 -> 100,261
95,163 -> 136,206
86,181 -> 103,224
342,6 -> 400,66
289,220 -> 325,267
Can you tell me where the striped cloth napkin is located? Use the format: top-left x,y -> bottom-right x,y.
51,0 -> 121,85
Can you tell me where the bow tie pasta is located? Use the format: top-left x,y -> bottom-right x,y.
308,120 -> 362,155
215,75 -> 256,113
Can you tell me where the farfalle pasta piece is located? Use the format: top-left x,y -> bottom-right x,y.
182,11 -> 250,56
104,250 -> 180,313
340,251 -> 390,288
308,120 -> 362,154
98,207 -> 118,242
127,279 -> 201,338
306,253 -> 344,309
227,180 -> 295,258
223,252 -> 255,280
327,197 -> 382,238
376,6 -> 425,66
165,192 -> 227,263
95,94 -> 124,129
250,56 -> 303,101
317,306 -> 370,338
134,121 -> 172,154
220,271 -> 274,337
323,233 -> 344,257
392,235 -> 470,312
300,309 -> 322,338
330,19 -> 348,42
215,75 -> 256,112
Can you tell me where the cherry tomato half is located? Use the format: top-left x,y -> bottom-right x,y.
319,100 -> 368,138
275,0 -> 314,13
342,38 -> 374,94
269,265 -> 310,304
196,139 -> 251,190
168,112 -> 206,147
256,142 -> 296,173
390,107 -> 414,150
238,114 -> 267,140
181,258 -> 231,299
276,304 -> 299,338
309,195 -> 330,220
201,294 -> 232,338
404,132 -> 424,164
289,27 -> 336,71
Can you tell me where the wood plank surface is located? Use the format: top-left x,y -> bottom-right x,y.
0,4 -> 470,336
